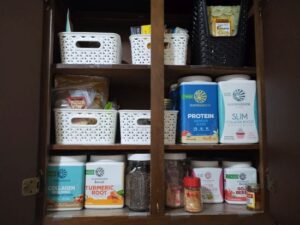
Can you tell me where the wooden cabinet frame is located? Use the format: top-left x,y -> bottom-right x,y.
37,0 -> 273,224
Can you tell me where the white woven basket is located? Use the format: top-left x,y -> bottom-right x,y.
54,109 -> 117,145
119,110 -> 178,145
59,32 -> 122,64
129,34 -> 189,65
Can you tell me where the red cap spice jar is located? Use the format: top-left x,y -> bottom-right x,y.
183,177 -> 203,212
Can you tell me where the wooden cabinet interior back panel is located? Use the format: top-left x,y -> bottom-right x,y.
0,0 -> 43,225
263,1 -> 300,225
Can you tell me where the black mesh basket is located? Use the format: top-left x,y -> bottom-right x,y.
191,0 -> 249,66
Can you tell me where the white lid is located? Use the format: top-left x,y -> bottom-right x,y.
178,76 -> 212,83
90,155 -> 125,162
50,155 -> 87,163
216,74 -> 251,82
170,83 -> 178,90
223,161 -> 252,168
128,154 -> 151,161
191,160 -> 219,168
164,153 -> 187,160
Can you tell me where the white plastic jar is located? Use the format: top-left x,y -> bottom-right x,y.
217,75 -> 259,143
47,155 -> 87,211
223,161 -> 257,204
85,155 -> 125,209
191,160 -> 223,203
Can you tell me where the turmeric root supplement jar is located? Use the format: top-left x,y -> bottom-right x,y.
246,183 -> 261,210
47,155 -> 86,211
85,155 -> 125,209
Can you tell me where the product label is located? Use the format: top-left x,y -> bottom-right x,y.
85,162 -> 124,207
47,165 -> 85,209
224,168 -> 257,204
179,83 -> 218,143
247,191 -> 255,208
218,81 -> 259,143
212,17 -> 232,36
193,168 -> 223,203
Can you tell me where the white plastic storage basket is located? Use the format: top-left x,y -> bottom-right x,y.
59,32 -> 122,64
54,109 -> 117,145
129,34 -> 189,65
119,110 -> 178,145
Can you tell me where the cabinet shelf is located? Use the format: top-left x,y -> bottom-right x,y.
50,144 -> 258,152
44,204 -> 264,225
165,143 -> 259,151
50,144 -> 151,151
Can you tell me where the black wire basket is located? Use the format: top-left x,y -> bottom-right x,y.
191,0 -> 249,66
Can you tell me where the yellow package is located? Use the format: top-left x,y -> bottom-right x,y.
211,16 -> 233,37
141,25 -> 151,34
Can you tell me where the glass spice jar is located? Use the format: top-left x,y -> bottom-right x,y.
165,153 -> 187,208
183,176 -> 203,213
246,183 -> 261,211
125,154 -> 150,211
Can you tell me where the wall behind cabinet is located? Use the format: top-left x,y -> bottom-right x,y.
263,1 -> 300,225
0,0 -> 43,225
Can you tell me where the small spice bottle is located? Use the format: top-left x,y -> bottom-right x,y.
246,183 -> 261,210
183,177 -> 203,213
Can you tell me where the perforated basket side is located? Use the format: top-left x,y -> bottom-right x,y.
191,0 -> 248,66
55,109 -> 117,145
59,32 -> 122,64
164,111 -> 178,144
164,34 -> 189,65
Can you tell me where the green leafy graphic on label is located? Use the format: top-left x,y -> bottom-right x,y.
86,170 -> 94,175
226,174 -> 239,179
117,190 -> 124,196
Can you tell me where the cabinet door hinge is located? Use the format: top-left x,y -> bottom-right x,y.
22,177 -> 40,196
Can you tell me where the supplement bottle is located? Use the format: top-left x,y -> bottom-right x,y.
165,153 -> 187,208
85,155 -> 125,209
217,75 -> 259,143
126,154 -> 150,211
178,76 -> 218,144
47,155 -> 86,211
183,176 -> 203,213
223,161 -> 257,204
191,160 -> 223,203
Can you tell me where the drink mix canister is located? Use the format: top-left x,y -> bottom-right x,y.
47,155 -> 86,211
178,76 -> 218,143
85,155 -> 125,209
217,75 -> 259,143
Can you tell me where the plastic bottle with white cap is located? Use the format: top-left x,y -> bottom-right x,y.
223,160 -> 257,204
126,154 -> 150,211
217,74 -> 259,143
178,75 -> 218,143
85,155 -> 125,208
191,160 -> 224,203
47,155 -> 87,211
165,153 -> 187,208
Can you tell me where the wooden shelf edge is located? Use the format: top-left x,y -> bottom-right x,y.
50,144 -> 259,151
165,143 -> 259,151
50,144 -> 151,151
54,64 -> 150,70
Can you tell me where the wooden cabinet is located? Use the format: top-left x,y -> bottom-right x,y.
1,0 -> 300,225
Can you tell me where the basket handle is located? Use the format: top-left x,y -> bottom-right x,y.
69,116 -> 99,127
75,40 -> 101,49
136,116 -> 151,127
145,42 -> 171,50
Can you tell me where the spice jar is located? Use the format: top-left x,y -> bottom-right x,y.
246,183 -> 261,210
183,177 -> 203,213
126,154 -> 150,211
165,153 -> 187,208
